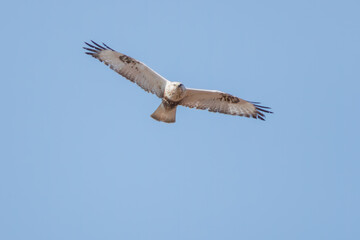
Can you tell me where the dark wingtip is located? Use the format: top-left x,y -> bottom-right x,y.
247,101 -> 273,121
84,41 -> 114,54
257,115 -> 265,121
102,42 -> 114,51
91,40 -> 106,50
83,47 -> 97,52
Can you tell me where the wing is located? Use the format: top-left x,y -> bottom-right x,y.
84,41 -> 169,98
179,88 -> 273,120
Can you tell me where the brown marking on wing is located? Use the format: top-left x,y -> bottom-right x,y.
119,55 -> 138,65
219,93 -> 241,103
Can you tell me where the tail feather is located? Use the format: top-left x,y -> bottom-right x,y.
151,100 -> 177,123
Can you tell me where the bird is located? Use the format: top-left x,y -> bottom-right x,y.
83,41 -> 273,123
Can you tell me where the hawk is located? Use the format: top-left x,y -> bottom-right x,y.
84,41 -> 273,123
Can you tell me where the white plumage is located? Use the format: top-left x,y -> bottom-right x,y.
84,41 -> 272,123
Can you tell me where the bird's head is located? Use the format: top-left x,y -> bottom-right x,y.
176,82 -> 186,92
165,82 -> 187,101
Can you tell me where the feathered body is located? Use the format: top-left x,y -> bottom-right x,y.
84,41 -> 272,123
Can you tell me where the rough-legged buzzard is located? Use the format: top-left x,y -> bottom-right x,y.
84,41 -> 273,123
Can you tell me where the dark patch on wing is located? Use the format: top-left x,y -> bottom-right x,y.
219,93 -> 241,103
119,54 -> 138,65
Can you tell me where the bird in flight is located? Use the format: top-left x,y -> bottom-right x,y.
84,41 -> 272,123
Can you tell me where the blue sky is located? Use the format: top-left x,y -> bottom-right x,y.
1,0 -> 359,239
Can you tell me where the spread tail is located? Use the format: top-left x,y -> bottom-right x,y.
151,100 -> 177,123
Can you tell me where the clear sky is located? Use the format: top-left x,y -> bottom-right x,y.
1,0 -> 359,239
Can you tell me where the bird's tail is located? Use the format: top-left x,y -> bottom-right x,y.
151,100 -> 177,123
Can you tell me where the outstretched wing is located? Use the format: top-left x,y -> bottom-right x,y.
84,41 -> 169,98
179,88 -> 273,120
